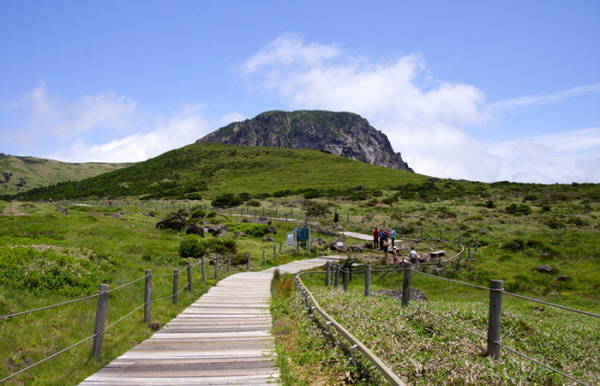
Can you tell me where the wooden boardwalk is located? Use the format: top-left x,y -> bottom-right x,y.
81,256 -> 342,385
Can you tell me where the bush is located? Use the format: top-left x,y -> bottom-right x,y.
246,199 -> 261,207
305,201 -> 329,217
238,192 -> 252,201
179,236 -> 206,258
184,192 -> 203,200
505,203 -> 531,215
546,217 -> 565,229
198,237 -> 237,255
501,238 -> 525,250
484,200 -> 496,209
211,193 -> 243,208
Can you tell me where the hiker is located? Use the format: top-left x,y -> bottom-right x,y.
379,228 -> 387,251
108,199 -> 113,207
391,246 -> 400,264
409,247 -> 419,264
372,227 -> 379,249
390,227 -> 397,247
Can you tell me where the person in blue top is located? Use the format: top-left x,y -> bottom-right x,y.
379,229 -> 387,251
390,228 -> 397,247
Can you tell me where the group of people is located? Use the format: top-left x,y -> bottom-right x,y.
372,227 -> 423,265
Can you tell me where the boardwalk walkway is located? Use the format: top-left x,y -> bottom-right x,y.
81,256 -> 342,385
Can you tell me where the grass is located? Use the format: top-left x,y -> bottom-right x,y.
0,154 -> 130,194
0,201 -> 331,384
9,142 -> 425,201
301,271 -> 600,384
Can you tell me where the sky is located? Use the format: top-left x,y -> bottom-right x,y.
1,0 -> 599,183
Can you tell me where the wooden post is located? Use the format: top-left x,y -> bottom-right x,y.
227,255 -> 231,272
186,263 -> 192,291
92,284 -> 109,359
325,262 -> 331,286
262,249 -> 266,264
333,265 -> 339,287
364,265 -> 371,297
144,270 -> 152,323
172,269 -> 179,304
201,257 -> 206,283
487,280 -> 504,360
214,256 -> 219,280
285,214 -> 288,222
247,253 -> 251,270
273,244 -> 277,260
402,265 -> 412,307
343,269 -> 349,291
279,242 -> 282,254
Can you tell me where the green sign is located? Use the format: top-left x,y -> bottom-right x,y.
295,227 -> 309,242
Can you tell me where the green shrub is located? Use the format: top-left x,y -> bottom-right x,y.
305,201 -> 329,217
0,247 -> 111,296
501,238 -> 525,250
179,236 -> 206,258
231,223 -> 270,237
247,199 -> 261,207
198,237 -> 237,255
546,217 -> 565,229
184,192 -> 203,200
211,193 -> 243,208
505,203 -> 531,215
238,192 -> 252,201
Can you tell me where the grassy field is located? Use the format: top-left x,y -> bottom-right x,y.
0,201 -> 333,384
0,154 -> 130,194
8,142 -> 425,201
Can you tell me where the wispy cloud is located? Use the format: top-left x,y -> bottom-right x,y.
241,34 -> 600,183
490,83 -> 600,109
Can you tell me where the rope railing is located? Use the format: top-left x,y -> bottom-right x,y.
0,259 -> 221,383
296,270 -> 405,385
317,262 -> 596,385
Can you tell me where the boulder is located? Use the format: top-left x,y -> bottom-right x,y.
556,274 -> 571,281
205,224 -> 227,236
267,225 -> 278,234
349,245 -> 364,253
329,240 -> 347,252
533,264 -> 553,273
185,223 -> 205,237
156,213 -> 187,231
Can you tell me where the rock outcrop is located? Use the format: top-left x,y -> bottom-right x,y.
197,110 -> 413,172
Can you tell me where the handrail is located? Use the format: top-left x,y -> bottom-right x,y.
0,292 -> 101,320
296,271 -> 405,386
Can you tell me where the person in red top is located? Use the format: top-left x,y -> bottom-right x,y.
372,227 -> 379,249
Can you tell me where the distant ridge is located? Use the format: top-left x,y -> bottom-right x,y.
0,153 -> 131,194
198,110 -> 413,172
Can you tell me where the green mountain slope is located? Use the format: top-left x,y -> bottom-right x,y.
0,154 -> 131,194
9,142 -> 426,200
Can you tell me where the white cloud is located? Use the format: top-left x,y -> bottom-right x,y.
490,83 -> 600,109
242,34 -> 600,183
48,105 -> 213,163
216,112 -> 245,127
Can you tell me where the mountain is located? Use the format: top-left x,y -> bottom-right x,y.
197,110 -> 413,172
9,142 -> 424,201
0,154 -> 131,194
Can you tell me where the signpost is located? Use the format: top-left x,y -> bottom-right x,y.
295,227 -> 310,253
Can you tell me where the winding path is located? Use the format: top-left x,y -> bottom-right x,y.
80,256 -> 343,386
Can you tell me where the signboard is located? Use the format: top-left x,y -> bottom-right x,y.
286,233 -> 295,246
295,227 -> 310,242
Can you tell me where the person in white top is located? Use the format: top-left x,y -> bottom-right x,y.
409,247 -> 419,263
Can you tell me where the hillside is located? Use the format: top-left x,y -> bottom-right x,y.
198,110 -> 413,171
8,142 -> 425,201
0,154 -> 131,194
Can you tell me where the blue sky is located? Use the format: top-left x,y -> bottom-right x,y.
1,0 -> 599,183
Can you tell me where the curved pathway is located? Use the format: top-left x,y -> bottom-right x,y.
80,256 -> 343,386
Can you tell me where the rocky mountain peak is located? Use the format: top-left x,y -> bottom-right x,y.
197,110 -> 413,172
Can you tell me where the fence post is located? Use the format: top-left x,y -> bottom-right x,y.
186,263 -> 192,291
247,253 -> 251,270
273,244 -> 277,260
201,257 -> 206,283
402,265 -> 412,307
364,265 -> 371,296
333,265 -> 339,287
91,284 -> 109,359
227,255 -> 231,272
172,269 -> 179,304
325,262 -> 331,286
343,269 -> 349,291
262,249 -> 266,264
214,256 -> 219,280
487,280 -> 504,360
144,270 -> 152,323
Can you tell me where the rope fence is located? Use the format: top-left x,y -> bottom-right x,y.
316,261 -> 597,386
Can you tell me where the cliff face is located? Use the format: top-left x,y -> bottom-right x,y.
197,110 -> 413,172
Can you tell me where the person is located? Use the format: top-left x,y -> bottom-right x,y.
372,227 -> 379,249
391,246 -> 400,264
379,229 -> 387,251
108,199 -> 113,207
390,227 -> 397,247
409,247 -> 419,264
